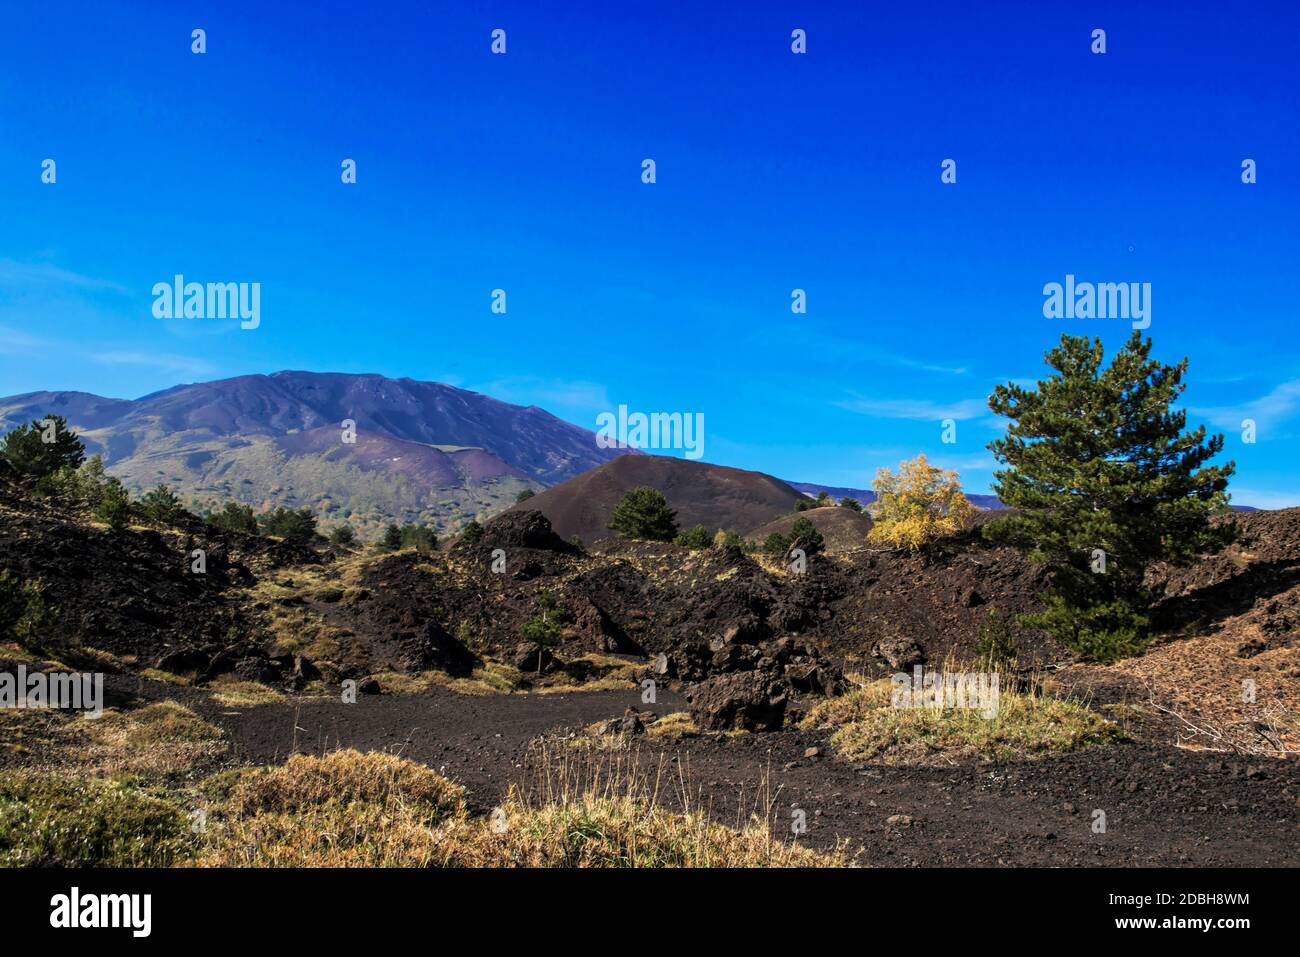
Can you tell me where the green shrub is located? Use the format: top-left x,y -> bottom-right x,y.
93,478 -> 131,530
41,454 -> 115,508
519,590 -> 564,671
788,516 -> 824,555
1021,595 -> 1151,663
975,609 -> 1016,669
205,501 -> 259,534
0,570 -> 58,647
140,483 -> 187,523
399,524 -> 437,554
259,506 -> 318,543
0,772 -> 191,867
674,524 -> 712,549
763,532 -> 790,556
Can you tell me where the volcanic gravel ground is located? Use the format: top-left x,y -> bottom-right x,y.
136,676 -> 1300,867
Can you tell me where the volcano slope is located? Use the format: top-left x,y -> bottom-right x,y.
2,466 -> 1297,866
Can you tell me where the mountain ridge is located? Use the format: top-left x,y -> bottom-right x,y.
2,371 -> 1259,535
0,371 -> 632,536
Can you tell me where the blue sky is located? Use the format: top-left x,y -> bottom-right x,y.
1,1 -> 1297,506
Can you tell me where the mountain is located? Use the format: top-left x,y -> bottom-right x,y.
785,480 -> 1007,511
0,372 -> 631,537
506,455 -> 806,544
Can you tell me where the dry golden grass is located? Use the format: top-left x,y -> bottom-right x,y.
428,662 -> 523,695
362,662 -> 532,697
0,701 -> 225,781
1061,630 -> 1300,756
196,750 -> 468,867
560,711 -> 701,751
461,792 -> 842,867
491,739 -> 848,867
139,667 -> 194,686
195,747 -> 847,868
0,771 -> 192,867
803,673 -> 1121,764
208,676 -> 285,708
530,654 -> 642,694
61,646 -> 133,672
0,642 -> 66,669
82,701 -> 226,779
645,711 -> 700,741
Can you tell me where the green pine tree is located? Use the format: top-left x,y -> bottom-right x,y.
260,506 -> 318,543
206,501 -> 259,534
984,333 -> 1235,660
140,483 -> 186,523
94,477 -> 132,530
1,416 -> 85,478
519,589 -> 564,673
608,487 -> 678,542
788,515 -> 825,556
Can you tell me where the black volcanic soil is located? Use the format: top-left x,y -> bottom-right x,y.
0,470 -> 314,662
128,674 -> 1298,866
7,464 -> 1300,866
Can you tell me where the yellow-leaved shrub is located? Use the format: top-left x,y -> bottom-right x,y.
867,453 -> 976,550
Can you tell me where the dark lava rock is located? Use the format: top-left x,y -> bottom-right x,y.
459,510 -> 579,555
510,641 -> 559,673
873,634 -> 925,670
1237,637 -> 1268,658
596,707 -> 657,736
686,671 -> 788,732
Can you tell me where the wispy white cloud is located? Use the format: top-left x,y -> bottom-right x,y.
835,395 -> 989,421
0,259 -> 128,294
1192,380 -> 1300,429
476,376 -> 611,412
0,325 -> 51,355
89,351 -> 217,378
749,328 -> 970,376
886,354 -> 969,375
931,453 -> 999,472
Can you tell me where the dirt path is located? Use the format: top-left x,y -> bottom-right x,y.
160,679 -> 1300,867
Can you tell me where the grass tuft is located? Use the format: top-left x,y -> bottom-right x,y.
802,675 -> 1122,764
196,747 -> 846,867
0,772 -> 191,867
